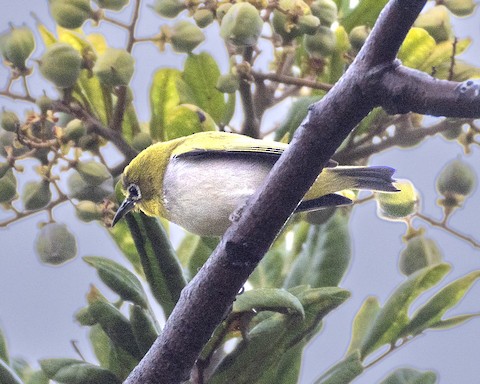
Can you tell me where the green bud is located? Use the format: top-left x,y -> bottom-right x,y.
132,132 -> 153,151
310,0 -> 338,27
0,169 -> 17,203
376,179 -> 418,220
1,109 -> 20,132
78,134 -> 100,152
63,118 -> 87,142
0,131 -> 28,157
56,112 -> 75,127
76,200 -> 103,222
67,171 -> 114,202
39,43 -> 82,88
0,162 -> 11,179
216,3 -> 233,23
152,0 -> 186,18
22,180 -> 51,210
93,0 -> 130,11
76,161 -> 111,186
440,118 -> 464,140
193,8 -> 215,28
443,0 -> 476,17
297,15 -> 321,36
436,159 -> 476,197
170,21 -> 205,53
399,236 -> 443,276
36,95 -> 53,115
216,73 -> 240,93
304,26 -> 336,59
50,0 -> 93,29
93,48 -> 135,87
2,26 -> 35,70
414,5 -> 452,42
75,307 -> 97,326
349,25 -> 370,52
220,3 -> 263,47
35,223 -> 77,265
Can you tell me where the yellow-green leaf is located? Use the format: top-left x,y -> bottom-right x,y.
341,0 -> 388,32
398,28 -> 436,69
314,351 -> 363,384
379,367 -> 437,384
347,297 -> 381,355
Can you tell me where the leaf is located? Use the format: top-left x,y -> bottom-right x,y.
398,28 -> 436,69
181,53 -> 227,125
40,359 -> 121,384
163,104 -> 216,140
108,219 -> 144,277
176,234 -> 218,280
429,313 -> 480,330
0,326 -> 9,364
125,213 -> 186,317
129,305 -> 159,355
76,70 -> 111,126
83,256 -> 148,308
149,69 -> 182,140
0,359 -> 23,384
400,270 -> 480,337
346,297 -> 381,355
249,248 -> 285,289
419,38 -> 471,73
379,367 -> 437,384
341,0 -> 389,32
284,211 -> 351,289
25,370 -> 50,384
360,264 -> 451,358
314,351 -> 364,384
233,288 -> 305,318
122,103 -> 141,143
37,24 -> 57,46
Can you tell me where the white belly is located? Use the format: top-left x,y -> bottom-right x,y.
162,156 -> 272,236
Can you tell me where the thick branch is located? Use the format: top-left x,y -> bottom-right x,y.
125,1 -> 429,383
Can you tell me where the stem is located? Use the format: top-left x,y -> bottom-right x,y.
252,71 -> 333,91
238,47 -> 260,138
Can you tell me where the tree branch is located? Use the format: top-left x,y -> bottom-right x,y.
124,1 -> 434,383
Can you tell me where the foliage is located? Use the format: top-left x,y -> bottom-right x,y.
0,0 -> 480,383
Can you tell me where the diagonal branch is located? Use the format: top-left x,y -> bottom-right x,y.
124,1 -> 438,383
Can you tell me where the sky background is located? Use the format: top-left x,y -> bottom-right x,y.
0,1 -> 480,383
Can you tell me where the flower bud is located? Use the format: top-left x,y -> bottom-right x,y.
76,161 -> 111,186
399,236 -> 442,276
0,169 -> 17,203
443,0 -> 476,16
1,109 -> 20,132
216,3 -> 233,23
22,180 -> 52,210
1,26 -> 35,70
0,131 -> 28,157
152,0 -> 186,18
131,132 -> 153,151
297,15 -> 321,36
50,0 -> 93,29
93,0 -> 130,11
35,223 -> 77,265
62,119 -> 86,143
440,118 -> 464,140
310,0 -> 338,27
436,159 -> 475,197
78,134 -> 101,152
304,26 -> 336,59
76,200 -> 103,222
220,3 -> 264,47
36,95 -> 53,115
349,25 -> 370,52
414,5 -> 452,42
216,73 -> 240,93
376,179 -> 418,221
39,43 -> 82,88
67,172 -> 114,202
170,21 -> 205,53
193,8 -> 215,28
93,48 -> 134,87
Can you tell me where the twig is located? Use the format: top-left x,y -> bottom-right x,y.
239,47 -> 260,138
252,71 -> 333,91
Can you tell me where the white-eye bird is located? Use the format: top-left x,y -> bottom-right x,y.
112,131 -> 397,236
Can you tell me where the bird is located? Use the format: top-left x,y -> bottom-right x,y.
112,131 -> 397,236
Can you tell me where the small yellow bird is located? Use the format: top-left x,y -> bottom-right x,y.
112,131 -> 397,236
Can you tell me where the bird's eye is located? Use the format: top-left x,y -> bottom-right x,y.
128,184 -> 142,201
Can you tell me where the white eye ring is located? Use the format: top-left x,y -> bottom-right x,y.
127,184 -> 142,201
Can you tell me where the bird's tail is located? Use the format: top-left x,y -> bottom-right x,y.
329,165 -> 398,193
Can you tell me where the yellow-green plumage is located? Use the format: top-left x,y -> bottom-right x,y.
115,131 -> 396,236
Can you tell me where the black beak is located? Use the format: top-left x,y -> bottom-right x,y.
111,197 -> 136,227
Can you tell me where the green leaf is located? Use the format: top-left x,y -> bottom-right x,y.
40,359 -> 121,384
25,370 -> 49,384
88,300 -> 142,360
122,103 -> 141,143
379,367 -> 437,384
0,326 -> 9,364
129,304 -> 159,355
222,93 -> 236,127
401,270 -> 480,337
419,38 -> 470,73
249,248 -> 285,288
76,71 -> 111,126
0,359 -> 23,384
125,213 -> 187,317
108,219 -> 144,277
83,256 -> 148,308
163,104 -> 216,140
360,264 -> 451,358
341,0 -> 388,32
314,351 -> 363,384
434,59 -> 480,81
284,211 -> 351,289
176,234 -> 218,280
429,313 -> 480,330
233,288 -> 305,318
180,53 -> 227,125
149,68 -> 181,141
346,297 -> 381,355
354,107 -> 389,135
398,28 -> 436,69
